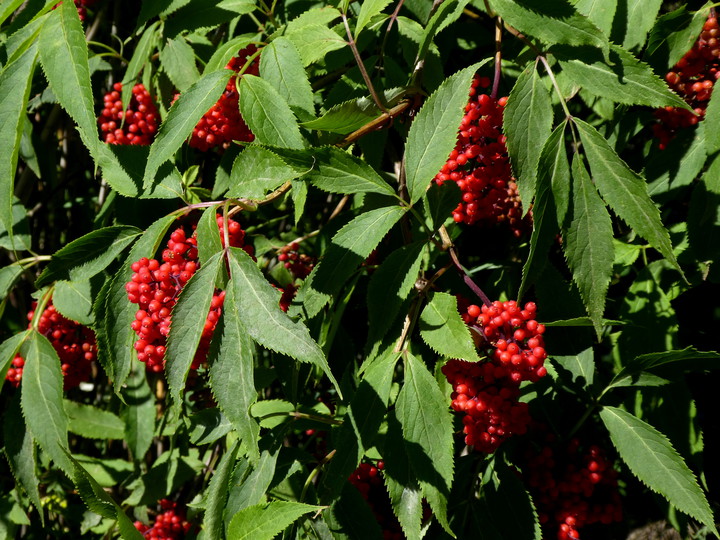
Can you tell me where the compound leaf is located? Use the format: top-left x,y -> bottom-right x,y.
419,292 -> 481,362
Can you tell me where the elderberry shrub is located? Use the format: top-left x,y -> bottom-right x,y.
4,302 -> 96,389
187,45 -> 259,151
655,16 -> 720,149
434,76 -> 529,236
125,215 -> 250,372
98,83 -> 160,145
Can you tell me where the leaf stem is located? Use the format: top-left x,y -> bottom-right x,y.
439,225 -> 492,306
491,15 -> 503,100
337,98 -> 413,148
299,449 -> 336,503
342,12 -> 389,113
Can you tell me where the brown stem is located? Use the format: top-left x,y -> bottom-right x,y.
337,99 -> 412,147
491,15 -> 503,100
439,225 -> 491,306
342,13 -> 389,113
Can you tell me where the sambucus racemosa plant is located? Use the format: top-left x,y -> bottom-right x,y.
0,0 -> 719,538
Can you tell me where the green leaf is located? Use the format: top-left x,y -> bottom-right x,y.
645,126 -> 707,200
645,6 -> 709,71
573,0 -> 616,36
64,400 -> 125,440
574,118 -> 681,275
285,24 -> 346,67
417,0 -> 469,64
275,146 -> 397,197
519,122 -> 568,298
203,439 -> 240,539
556,45 -> 691,110
38,3 -> 99,156
611,347 -> 720,388
0,197 -> 31,252
227,247 -> 341,396
35,226 -> 141,288
618,0 -> 663,51
299,90 -> 405,134
120,363 -> 155,461
64,452 -> 144,539
166,252 -> 223,408
104,215 -> 176,388
419,292 -> 481,362
225,447 -> 279,517
600,406 -> 717,535
227,501 -> 323,540
159,36 -> 200,92
53,278 -> 96,326
563,155 -> 614,336
489,0 -> 609,56
20,332 -> 71,474
320,350 -> 398,499
356,0 -> 392,35
260,37 -> 314,120
205,34 -> 256,73
405,63 -> 479,205
0,43 -> 37,251
195,205 -> 224,268
238,74 -> 305,149
367,242 -> 424,347
121,21 -> 160,87
3,394 -> 42,517
302,205 -> 406,317
396,353 -> 455,536
0,331 -> 29,383
227,146 -> 300,199
704,83 -> 720,155
143,69 -> 233,186
552,346 -> 595,387
504,62 -> 553,208
0,265 -> 23,304
208,286 -> 260,460
189,408 -> 232,445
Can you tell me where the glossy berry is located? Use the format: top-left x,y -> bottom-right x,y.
99,83 -> 159,145
349,462 -> 404,539
133,499 -> 192,539
434,76 -> 530,236
188,45 -> 259,151
655,15 -> 720,149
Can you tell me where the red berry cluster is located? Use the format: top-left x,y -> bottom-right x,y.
134,499 -> 192,540
434,76 -> 529,237
4,302 -> 97,390
654,15 -> 720,149
98,83 -> 160,145
276,242 -> 316,312
521,435 -> 622,540
188,46 -> 259,151
349,461 -> 404,539
442,300 -> 547,453
125,215 -> 250,372
53,0 -> 96,21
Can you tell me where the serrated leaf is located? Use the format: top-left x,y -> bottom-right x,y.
320,350 -> 398,499
557,45 -> 691,110
645,126 -> 707,200
226,447 -> 279,517
39,3 -> 99,156
53,279 -> 95,326
489,0 -> 609,56
367,242 -> 424,346
417,0 -> 467,64
208,286 -> 260,460
302,205 -> 406,317
573,0 -> 616,36
519,122 -> 568,298
0,264 -> 23,304
575,118 -> 681,275
104,215 -> 176,388
64,452 -> 144,539
285,24 -> 346,67
205,34 -> 256,73
386,472 -> 422,540
238,74 -> 305,149
166,252 -> 223,408
553,346 -> 595,387
203,439 -> 240,539
260,37 -> 314,120
227,501 -> 323,540
143,69 -> 232,186
618,0 -> 663,51
227,247 -> 340,395
356,0 -> 392,35
0,41 -> 37,251
35,226 -> 141,288
419,292 -> 481,362
195,205 -> 223,267
564,155 -> 614,337
600,406 -> 717,535
159,36 -> 200,92
121,21 -> 159,88
120,363 -> 155,461
504,63 -> 553,207
64,400 -> 125,440
3,394 -> 42,517
396,353 -> 454,536
405,63 -> 479,205
20,332 -> 71,474
227,146 -> 300,199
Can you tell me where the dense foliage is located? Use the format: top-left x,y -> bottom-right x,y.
0,0 -> 719,538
